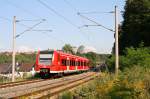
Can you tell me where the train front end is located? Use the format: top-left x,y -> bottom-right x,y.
35,50 -> 54,78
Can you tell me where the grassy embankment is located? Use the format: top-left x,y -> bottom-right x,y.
60,47 -> 150,99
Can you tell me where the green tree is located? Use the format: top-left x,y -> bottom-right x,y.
77,45 -> 85,54
84,52 -> 97,67
119,0 -> 150,54
62,44 -> 75,54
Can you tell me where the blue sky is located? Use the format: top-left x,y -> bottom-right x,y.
0,0 -> 125,53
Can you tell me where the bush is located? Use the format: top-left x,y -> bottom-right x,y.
60,92 -> 73,99
109,66 -> 150,99
106,47 -> 150,71
0,53 -> 36,64
67,66 -> 150,99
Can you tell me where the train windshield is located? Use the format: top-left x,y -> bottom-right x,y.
39,51 -> 53,65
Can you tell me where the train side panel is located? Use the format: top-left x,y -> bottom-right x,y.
35,50 -> 90,76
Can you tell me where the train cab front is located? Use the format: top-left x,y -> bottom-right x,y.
36,50 -> 54,78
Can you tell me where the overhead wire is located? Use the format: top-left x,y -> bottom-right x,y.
37,0 -> 96,44
63,0 -> 98,47
63,0 -> 79,12
1,1 -> 67,51
37,0 -> 89,45
41,32 -> 65,44
15,21 -> 44,38
63,0 -> 114,33
3,0 -> 65,42
63,0 -> 114,53
37,0 -> 78,28
0,16 -> 30,28
5,0 -> 43,19
0,16 -> 66,44
79,11 -> 114,14
78,13 -> 114,32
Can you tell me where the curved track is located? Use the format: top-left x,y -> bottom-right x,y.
0,72 -> 98,98
0,79 -> 45,88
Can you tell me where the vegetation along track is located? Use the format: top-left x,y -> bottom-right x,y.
0,72 -> 98,98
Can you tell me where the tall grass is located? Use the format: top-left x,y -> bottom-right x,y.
60,47 -> 150,99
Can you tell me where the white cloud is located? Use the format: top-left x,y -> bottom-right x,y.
16,46 -> 34,52
83,46 -> 97,53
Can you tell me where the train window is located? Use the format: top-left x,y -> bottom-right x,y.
39,51 -> 53,65
67,60 -> 70,66
72,60 -> 73,66
75,61 -> 77,66
78,61 -> 80,66
64,60 -> 67,66
71,60 -> 73,66
74,60 -> 75,66
73,60 -> 74,65
81,62 -> 83,66
58,54 -> 60,62
61,59 -> 64,65
61,59 -> 67,66
70,60 -> 72,66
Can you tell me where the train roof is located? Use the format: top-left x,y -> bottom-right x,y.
38,50 -> 89,61
55,50 -> 89,61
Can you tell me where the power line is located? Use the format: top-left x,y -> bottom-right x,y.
78,13 -> 114,32
79,11 -> 114,14
0,16 -> 60,44
37,0 -> 94,45
37,0 -> 78,28
5,0 -> 42,19
15,20 -> 45,38
62,0 -> 97,46
16,19 -> 45,22
63,0 -> 79,12
41,32 -> 65,44
0,16 -> 31,28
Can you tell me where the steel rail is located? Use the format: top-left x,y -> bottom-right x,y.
19,72 -> 97,98
0,72 -> 96,98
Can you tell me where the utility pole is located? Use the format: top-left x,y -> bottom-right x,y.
115,6 -> 119,76
78,6 -> 119,75
12,16 -> 16,82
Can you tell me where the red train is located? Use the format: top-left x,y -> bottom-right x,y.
35,50 -> 90,77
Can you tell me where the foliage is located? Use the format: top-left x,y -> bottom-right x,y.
119,0 -> 150,54
83,52 -> 97,67
77,52 -> 108,67
62,44 -> 75,54
62,66 -> 150,99
0,76 -> 11,84
106,47 -> 150,71
111,66 -> 150,99
0,53 -> 36,64
0,54 -> 12,63
60,92 -> 73,99
77,45 -> 85,54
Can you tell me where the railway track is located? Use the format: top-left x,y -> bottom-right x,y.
0,73 -> 77,88
0,79 -> 44,88
0,72 -> 98,98
26,72 -> 98,99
